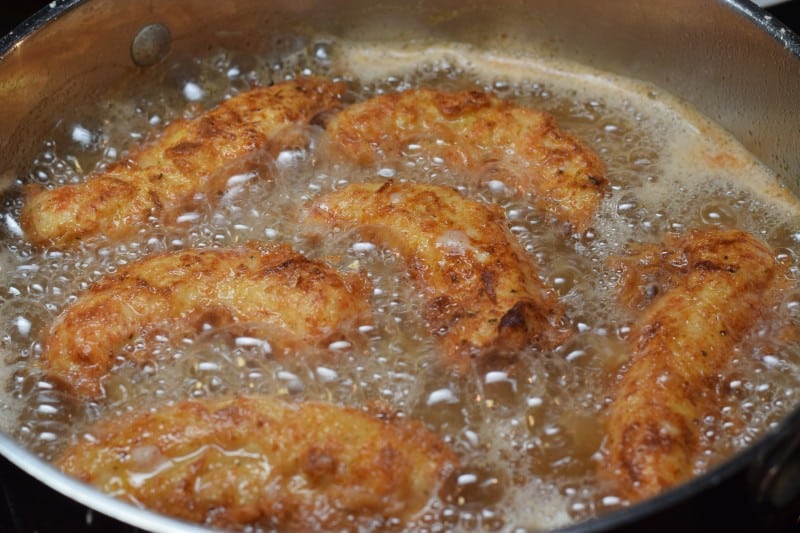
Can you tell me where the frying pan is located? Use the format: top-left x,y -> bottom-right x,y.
0,1 -> 799,531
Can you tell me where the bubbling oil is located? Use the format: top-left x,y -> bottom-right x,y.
1,38 -> 800,532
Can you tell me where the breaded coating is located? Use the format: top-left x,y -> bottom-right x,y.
603,228 -> 790,501
55,395 -> 458,531
327,87 -> 607,231
20,77 -> 345,248
40,242 -> 371,398
307,180 -> 569,374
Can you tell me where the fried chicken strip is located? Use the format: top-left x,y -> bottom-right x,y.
56,395 -> 458,531
307,181 -> 569,373
20,77 -> 345,248
603,228 -> 790,500
40,242 -> 371,398
327,87 -> 607,231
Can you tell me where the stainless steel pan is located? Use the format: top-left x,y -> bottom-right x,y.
0,1 -> 799,531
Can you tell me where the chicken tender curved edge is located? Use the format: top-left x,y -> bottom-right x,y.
327,86 -> 608,232
307,180 -> 571,375
39,241 -> 372,399
601,228 -> 791,501
55,395 -> 459,531
20,77 -> 346,248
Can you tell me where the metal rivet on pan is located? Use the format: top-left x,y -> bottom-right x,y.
130,23 -> 172,67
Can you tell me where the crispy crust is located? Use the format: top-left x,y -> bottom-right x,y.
307,180 -> 569,373
40,242 -> 371,398
327,87 -> 607,231
20,77 -> 345,248
603,228 -> 790,500
56,395 -> 458,531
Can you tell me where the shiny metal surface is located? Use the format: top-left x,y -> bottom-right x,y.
0,1 -> 798,190
0,1 -> 798,531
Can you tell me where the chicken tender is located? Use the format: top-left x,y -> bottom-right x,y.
40,242 -> 371,398
307,181 -> 569,374
327,87 -> 607,231
20,77 -> 345,248
56,395 -> 458,531
603,228 -> 790,501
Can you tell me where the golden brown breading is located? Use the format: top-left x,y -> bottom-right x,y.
40,242 -> 371,399
55,395 -> 458,531
603,228 -> 790,500
307,180 -> 569,374
327,87 -> 607,231
20,77 -> 345,248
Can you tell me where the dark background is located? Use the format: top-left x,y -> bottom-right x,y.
0,1 -> 799,533
2,2 -> 49,35
772,0 -> 800,27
